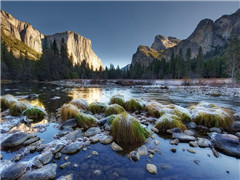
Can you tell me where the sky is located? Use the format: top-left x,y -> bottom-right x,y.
2,1 -> 239,68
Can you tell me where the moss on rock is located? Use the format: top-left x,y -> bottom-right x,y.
110,112 -> 150,146
105,104 -> 125,116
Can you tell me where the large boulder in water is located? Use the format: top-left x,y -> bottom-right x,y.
211,133 -> 240,158
1,132 -> 29,148
1,163 -> 27,180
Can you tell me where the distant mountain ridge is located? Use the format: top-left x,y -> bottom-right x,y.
131,9 -> 240,66
0,10 -> 103,70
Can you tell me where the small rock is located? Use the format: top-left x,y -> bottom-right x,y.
197,138 -> 210,147
146,164 -> 157,175
235,132 -> 240,138
85,127 -> 101,137
210,127 -> 222,133
182,148 -> 185,151
129,151 -> 140,161
189,141 -> 198,147
170,139 -> 179,145
138,145 -> 148,156
83,148 -> 87,151
193,160 -> 200,165
39,151 -> 53,165
91,151 -> 99,156
23,136 -> 40,146
90,137 -> 99,144
73,163 -> 78,168
187,149 -> 196,154
65,129 -> 82,141
170,148 -> 176,153
30,146 -> 36,153
172,133 -> 195,142
197,125 -> 208,131
100,135 -> 113,144
59,162 -> 71,169
93,170 -> 102,177
64,156 -> 69,160
148,149 -> 155,154
233,121 -> 240,131
149,154 -> 153,158
161,164 -> 169,170
111,142 -> 123,151
60,118 -> 78,129
184,130 -> 195,136
57,174 -> 73,180
186,122 -> 197,129
167,127 -> 181,134
55,152 -> 61,159
14,154 -> 21,161
61,142 -> 83,154
154,140 -> 160,145
151,127 -> 159,133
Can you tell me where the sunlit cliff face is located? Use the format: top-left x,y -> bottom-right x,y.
68,88 -> 103,103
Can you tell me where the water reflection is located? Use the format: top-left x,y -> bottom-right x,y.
28,99 -> 45,109
68,88 -> 103,103
10,119 -> 48,134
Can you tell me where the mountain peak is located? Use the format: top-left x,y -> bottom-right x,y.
151,35 -> 180,51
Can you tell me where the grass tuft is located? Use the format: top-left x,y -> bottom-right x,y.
70,98 -> 89,110
89,102 -> 107,114
1,94 -> 18,110
110,94 -> 125,107
75,112 -> 98,129
111,112 -> 150,146
105,104 -> 126,116
9,101 -> 33,116
154,114 -> 187,132
60,103 -> 79,122
125,98 -> 145,112
22,106 -> 47,120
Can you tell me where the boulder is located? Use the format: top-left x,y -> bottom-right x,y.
60,118 -> 78,129
172,133 -> 195,142
61,142 -> 83,154
85,127 -> 101,137
1,163 -> 27,180
1,132 -> 29,148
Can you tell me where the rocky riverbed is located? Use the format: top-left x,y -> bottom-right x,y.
1,82 -> 240,180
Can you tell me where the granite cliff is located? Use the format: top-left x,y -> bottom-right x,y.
1,10 -> 103,70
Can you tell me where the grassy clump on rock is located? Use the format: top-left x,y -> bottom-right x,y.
70,98 -> 89,110
22,106 -> 47,120
105,104 -> 126,116
110,94 -> 125,107
60,104 -> 79,122
89,102 -> 108,114
75,112 -> 98,129
154,114 -> 187,132
125,98 -> 145,112
146,101 -> 164,118
9,101 -> 33,116
110,112 -> 150,146
190,102 -> 234,129
1,94 -> 18,110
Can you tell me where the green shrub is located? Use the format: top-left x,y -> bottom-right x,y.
22,106 -> 47,120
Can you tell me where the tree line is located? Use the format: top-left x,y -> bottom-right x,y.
1,36 -> 240,81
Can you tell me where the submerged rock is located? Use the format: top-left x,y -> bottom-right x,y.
20,163 -> 57,180
65,129 -> 82,141
60,118 -> 78,129
197,138 -> 210,147
146,164 -> 157,175
1,132 -> 29,148
61,142 -> 83,154
172,133 -> 195,142
129,151 -> 140,161
23,136 -> 40,146
59,162 -> 71,169
138,145 -> 148,156
211,133 -> 240,158
170,139 -> 179,145
38,151 -> 53,165
1,163 -> 27,180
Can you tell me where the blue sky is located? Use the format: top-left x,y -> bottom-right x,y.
2,1 -> 239,68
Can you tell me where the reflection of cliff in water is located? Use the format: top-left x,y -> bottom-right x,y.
68,88 -> 103,103
29,99 -> 45,109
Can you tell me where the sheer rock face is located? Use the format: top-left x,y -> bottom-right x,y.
151,35 -> 180,51
1,10 -> 103,70
163,9 -> 240,60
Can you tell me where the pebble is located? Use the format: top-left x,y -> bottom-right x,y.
138,145 -> 148,156
100,135 -> 113,145
91,151 -> 99,156
170,139 -> 179,145
187,149 -> 196,154
91,137 -> 99,144
73,163 -> 78,168
146,164 -> 157,175
171,148 -> 177,153
59,162 -> 71,169
64,156 -> 69,161
14,154 -> 21,161
129,151 -> 140,161
154,140 -> 160,145
111,142 -> 123,151
55,152 -> 61,159
193,160 -> 200,165
189,141 -> 198,147
149,154 -> 153,158
93,170 -> 102,176
161,164 -> 169,170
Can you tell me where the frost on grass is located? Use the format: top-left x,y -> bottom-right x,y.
89,102 -> 108,114
190,102 -> 234,129
110,112 -> 150,146
105,104 -> 126,116
75,112 -> 98,129
1,94 -> 18,110
70,98 -> 89,110
110,94 -> 125,107
154,113 -> 187,132
125,98 -> 145,112
9,101 -> 33,116
22,106 -> 47,121
60,104 -> 79,122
